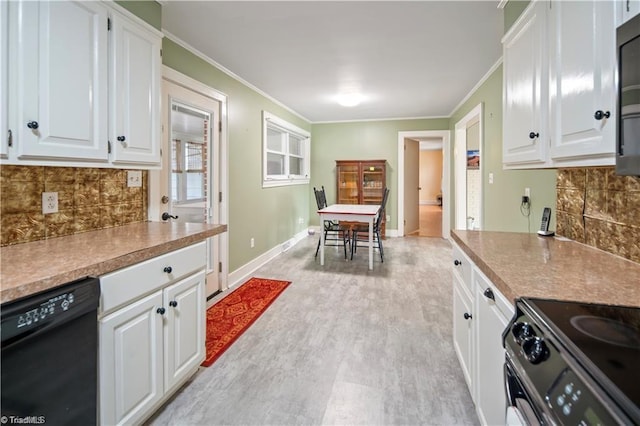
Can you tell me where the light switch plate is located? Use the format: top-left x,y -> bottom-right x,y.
42,192 -> 58,214
127,170 -> 142,188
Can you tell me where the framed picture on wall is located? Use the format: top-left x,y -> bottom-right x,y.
467,150 -> 479,169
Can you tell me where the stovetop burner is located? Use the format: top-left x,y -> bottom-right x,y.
570,315 -> 640,348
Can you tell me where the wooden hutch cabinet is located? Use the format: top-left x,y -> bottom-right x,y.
335,160 -> 387,236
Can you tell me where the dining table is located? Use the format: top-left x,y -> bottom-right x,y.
317,204 -> 380,270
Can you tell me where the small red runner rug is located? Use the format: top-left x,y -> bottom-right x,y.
202,277 -> 291,367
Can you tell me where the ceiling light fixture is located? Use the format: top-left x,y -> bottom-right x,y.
335,93 -> 364,107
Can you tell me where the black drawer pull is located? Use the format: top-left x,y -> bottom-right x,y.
169,301 -> 178,308
483,288 -> 495,301
156,307 -> 166,315
163,266 -> 173,274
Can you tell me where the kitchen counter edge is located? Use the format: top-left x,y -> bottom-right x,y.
451,230 -> 640,308
0,222 -> 227,304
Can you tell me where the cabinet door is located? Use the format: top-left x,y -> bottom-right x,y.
361,161 -> 385,204
0,0 -> 7,158
453,276 -> 474,391
474,272 -> 513,426
336,162 -> 360,204
109,11 -> 161,166
502,0 -> 548,167
99,291 -> 164,426
164,271 -> 206,392
10,1 -> 109,161
548,0 -> 617,164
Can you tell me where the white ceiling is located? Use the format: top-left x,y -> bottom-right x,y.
161,1 -> 504,123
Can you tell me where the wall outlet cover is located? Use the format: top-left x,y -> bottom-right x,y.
127,170 -> 142,188
42,192 -> 58,214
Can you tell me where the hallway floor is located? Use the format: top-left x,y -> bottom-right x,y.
408,205 -> 443,238
147,235 -> 477,426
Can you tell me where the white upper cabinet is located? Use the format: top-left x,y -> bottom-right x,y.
548,0 -> 617,165
502,0 -> 548,167
502,0 -> 619,169
9,1 -> 109,162
1,0 -> 8,159
109,12 -> 161,166
4,0 -> 161,168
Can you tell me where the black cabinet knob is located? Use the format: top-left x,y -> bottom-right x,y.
529,132 -> 539,139
117,136 -> 126,142
483,287 -> 495,301
594,110 -> 610,120
463,312 -> 472,320
27,121 -> 39,130
163,266 -> 173,274
156,307 -> 166,315
454,259 -> 462,266
169,300 -> 178,308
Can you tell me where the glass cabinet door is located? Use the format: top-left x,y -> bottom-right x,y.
361,162 -> 385,205
337,163 -> 359,204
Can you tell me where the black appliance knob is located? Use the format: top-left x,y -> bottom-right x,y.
594,110 -> 610,120
511,322 -> 535,345
169,300 -> 178,308
529,132 -> 539,139
454,259 -> 462,266
27,121 -> 39,130
163,266 -> 173,274
463,312 -> 472,320
522,337 -> 548,364
483,288 -> 495,301
156,307 -> 166,315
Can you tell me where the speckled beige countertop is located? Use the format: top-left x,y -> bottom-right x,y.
0,222 -> 227,304
451,230 -> 640,308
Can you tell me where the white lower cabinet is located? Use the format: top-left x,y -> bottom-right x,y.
452,242 -> 515,426
99,242 -> 206,425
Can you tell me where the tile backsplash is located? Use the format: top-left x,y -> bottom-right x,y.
1,165 -> 148,246
556,166 -> 640,263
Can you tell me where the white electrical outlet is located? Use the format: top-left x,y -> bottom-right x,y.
250,237 -> 255,248
525,187 -> 531,197
298,217 -> 304,224
42,192 -> 58,214
127,170 -> 142,188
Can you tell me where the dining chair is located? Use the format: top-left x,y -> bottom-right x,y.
314,186 -> 350,259
350,187 -> 390,262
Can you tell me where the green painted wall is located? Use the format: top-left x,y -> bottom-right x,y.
161,39 -> 312,272
504,1 -> 530,33
310,118 -> 450,229
449,64 -> 557,233
114,1 -> 161,30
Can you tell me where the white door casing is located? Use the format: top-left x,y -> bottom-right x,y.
454,103 -> 483,231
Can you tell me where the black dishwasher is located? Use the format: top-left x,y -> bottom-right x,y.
1,277 -> 100,425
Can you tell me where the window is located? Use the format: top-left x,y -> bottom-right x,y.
171,104 -> 208,203
263,111 -> 310,187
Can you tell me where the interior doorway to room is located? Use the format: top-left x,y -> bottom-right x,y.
404,138 -> 444,237
149,68 -> 228,299
397,130 -> 450,239
454,103 -> 483,231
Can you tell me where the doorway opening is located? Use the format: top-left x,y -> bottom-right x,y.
149,67 -> 229,299
397,130 -> 450,239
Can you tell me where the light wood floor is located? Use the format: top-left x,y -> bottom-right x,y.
147,236 -> 477,426
408,205 -> 443,238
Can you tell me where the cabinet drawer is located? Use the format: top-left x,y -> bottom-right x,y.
452,244 -> 473,289
100,242 -> 206,314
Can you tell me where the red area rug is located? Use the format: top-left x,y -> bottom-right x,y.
202,277 -> 291,367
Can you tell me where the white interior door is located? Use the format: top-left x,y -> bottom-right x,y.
160,80 -> 221,297
404,138 -> 420,234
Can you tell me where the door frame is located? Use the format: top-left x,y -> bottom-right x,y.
149,66 -> 229,294
397,130 -> 450,239
454,103 -> 483,230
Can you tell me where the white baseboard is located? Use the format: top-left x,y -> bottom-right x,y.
420,200 -> 439,205
227,228 -> 308,290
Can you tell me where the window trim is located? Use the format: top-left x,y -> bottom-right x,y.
262,111 -> 310,188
